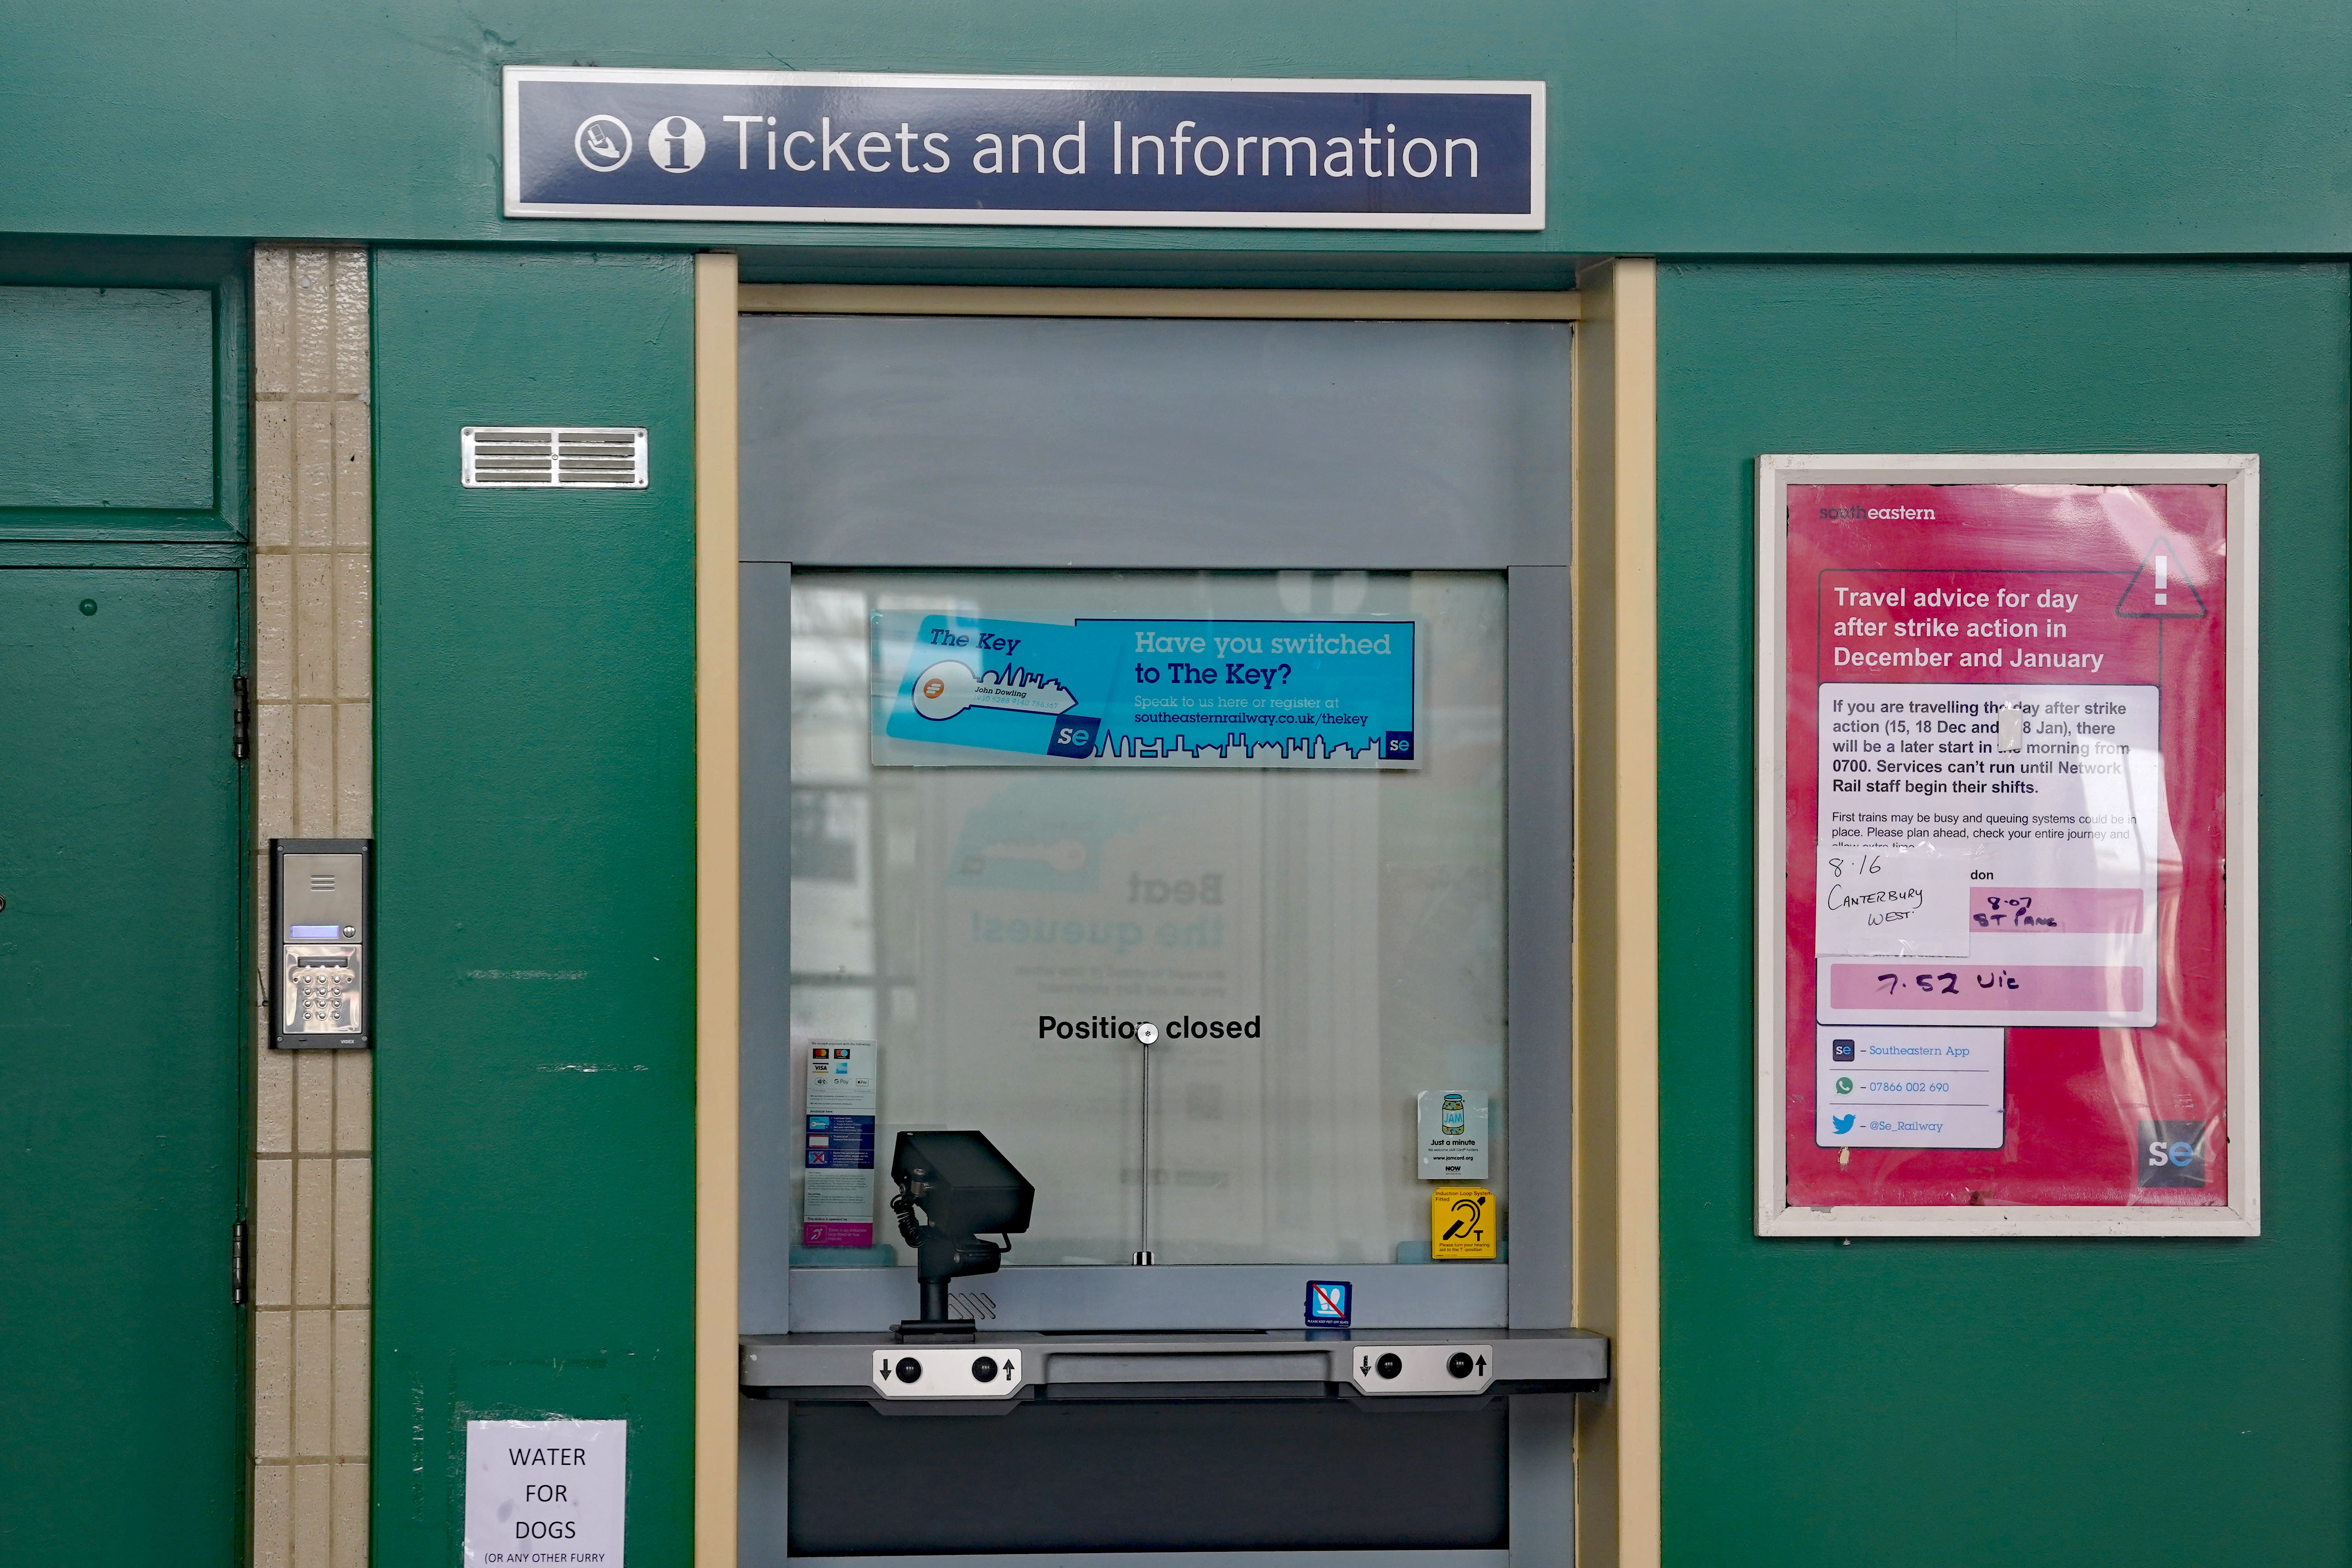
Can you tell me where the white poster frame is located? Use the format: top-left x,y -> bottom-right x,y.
1754,454 -> 2260,1237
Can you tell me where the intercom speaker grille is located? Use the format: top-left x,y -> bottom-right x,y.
460,427 -> 647,489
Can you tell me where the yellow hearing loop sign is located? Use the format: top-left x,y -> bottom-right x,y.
1430,1185 -> 1497,1259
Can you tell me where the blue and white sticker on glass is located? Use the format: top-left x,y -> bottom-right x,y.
876,613 -> 1417,768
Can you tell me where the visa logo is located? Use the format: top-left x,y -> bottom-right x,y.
1831,1114 -> 1857,1135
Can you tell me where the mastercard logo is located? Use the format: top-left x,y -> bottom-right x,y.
922,677 -> 946,700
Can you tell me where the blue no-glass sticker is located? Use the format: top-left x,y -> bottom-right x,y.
1304,1279 -> 1353,1325
881,614 -> 1417,767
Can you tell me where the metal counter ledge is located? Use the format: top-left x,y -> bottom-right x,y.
742,1328 -> 1608,1408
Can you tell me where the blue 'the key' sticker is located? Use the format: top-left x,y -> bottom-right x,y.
1304,1279 -> 1352,1327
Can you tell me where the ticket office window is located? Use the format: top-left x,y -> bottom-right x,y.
741,312 -> 1572,1339
790,565 -> 1506,1277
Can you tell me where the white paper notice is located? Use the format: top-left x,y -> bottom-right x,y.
1814,841 -> 1971,958
464,1418 -> 625,1566
1817,682 -> 2161,1027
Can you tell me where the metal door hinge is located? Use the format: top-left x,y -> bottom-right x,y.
233,676 -> 251,762
232,1218 -> 249,1306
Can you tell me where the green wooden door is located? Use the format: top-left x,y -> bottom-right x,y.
0,564 -> 244,1562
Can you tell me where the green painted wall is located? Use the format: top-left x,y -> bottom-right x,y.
1655,262 -> 2352,1563
0,564 -> 247,1563
5,1 -> 2351,259
0,242 -> 250,542
0,240 -> 253,1561
0,287 -> 214,510
371,250 -> 697,1568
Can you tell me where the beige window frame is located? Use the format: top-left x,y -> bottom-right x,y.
693,261 -> 1657,1568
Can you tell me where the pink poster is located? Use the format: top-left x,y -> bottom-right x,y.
1776,477 -> 2238,1214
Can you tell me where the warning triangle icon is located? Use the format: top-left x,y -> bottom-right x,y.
2115,537 -> 2207,619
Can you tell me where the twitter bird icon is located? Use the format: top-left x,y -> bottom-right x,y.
1831,1114 -> 1857,1135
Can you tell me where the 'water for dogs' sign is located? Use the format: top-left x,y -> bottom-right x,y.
464,1419 -> 626,1567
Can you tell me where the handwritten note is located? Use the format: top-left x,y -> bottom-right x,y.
464,1418 -> 626,1566
1815,842 -> 1970,958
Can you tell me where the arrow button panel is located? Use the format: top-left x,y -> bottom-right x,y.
871,1347 -> 1025,1399
1344,1343 -> 1495,1396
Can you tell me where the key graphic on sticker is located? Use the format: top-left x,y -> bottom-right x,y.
910,659 -> 1079,721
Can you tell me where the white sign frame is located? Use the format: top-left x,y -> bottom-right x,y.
1755,453 -> 2261,1237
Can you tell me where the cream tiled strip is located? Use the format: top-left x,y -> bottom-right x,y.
251,245 -> 373,1568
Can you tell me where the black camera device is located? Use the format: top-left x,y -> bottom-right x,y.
888,1129 -> 1035,1342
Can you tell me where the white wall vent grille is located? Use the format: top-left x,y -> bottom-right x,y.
461,426 -> 647,488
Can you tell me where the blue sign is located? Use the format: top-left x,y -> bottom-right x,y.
881,614 -> 1417,767
1304,1280 -> 1353,1327
504,68 -> 1542,229
805,1114 -> 874,1171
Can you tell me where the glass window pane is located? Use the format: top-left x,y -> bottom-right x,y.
741,314 -> 1572,568
787,569 -> 1506,1267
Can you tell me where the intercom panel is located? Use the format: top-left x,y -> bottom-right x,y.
271,839 -> 371,1050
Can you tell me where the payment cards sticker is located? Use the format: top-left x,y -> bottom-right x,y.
803,1042 -> 878,1247
879,613 -> 1417,767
